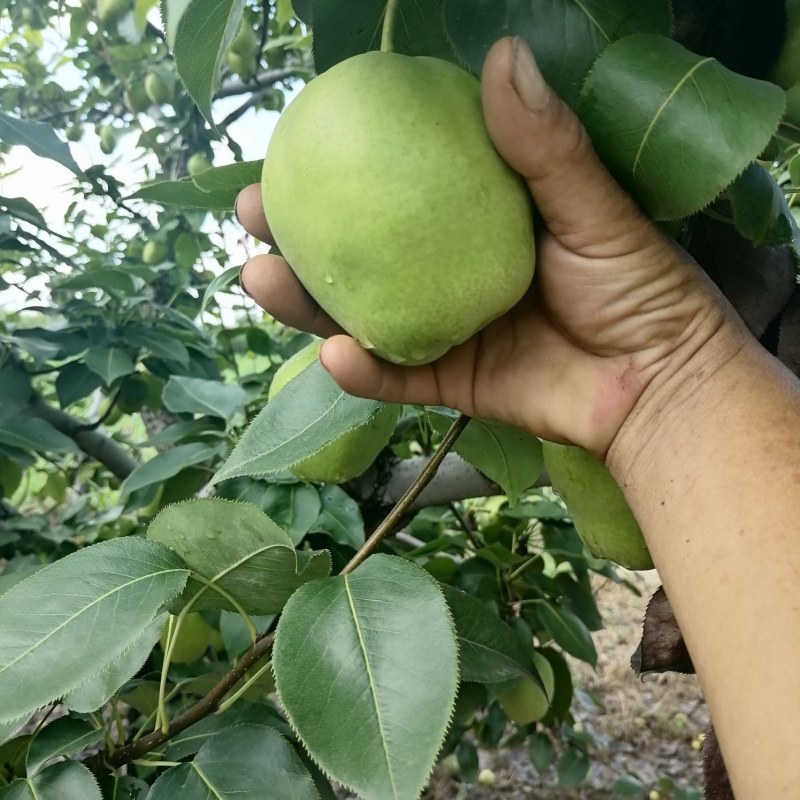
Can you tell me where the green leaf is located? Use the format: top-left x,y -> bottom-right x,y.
557,746 -> 590,788
0,538 -> 188,723
172,0 -> 246,122
309,484 -> 366,549
62,615 -> 166,712
536,602 -> 597,666
429,409 -> 542,504
261,483 -> 321,545
0,416 -> 78,455
273,554 -> 458,800
191,159 -> 263,196
0,761 -> 101,800
125,326 -> 190,367
120,442 -> 223,496
0,112 -> 82,176
147,498 -> 331,614
200,265 -> 240,317
444,0 -> 671,106
212,360 -> 384,483
55,363 -> 103,408
0,196 -> 48,230
127,179 -> 230,209
164,702 -> 288,760
162,376 -> 248,421
58,269 -> 142,295
528,731 -> 554,776
578,34 -> 785,219
147,724 -> 319,800
84,346 -> 135,386
26,718 -> 104,777
0,366 -> 32,418
440,584 -> 534,684
613,774 -> 645,796
728,162 -> 800,250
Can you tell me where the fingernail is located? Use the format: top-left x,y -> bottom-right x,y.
234,191 -> 244,225
511,37 -> 548,111
239,263 -> 252,298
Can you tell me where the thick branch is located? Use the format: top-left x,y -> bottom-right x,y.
30,398 -> 137,481
216,66 -> 309,98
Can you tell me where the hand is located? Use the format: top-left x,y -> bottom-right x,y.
237,36 -> 740,459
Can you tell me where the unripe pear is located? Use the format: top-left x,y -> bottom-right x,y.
159,613 -> 215,664
542,441 -> 654,570
98,125 -> 116,154
142,240 -> 168,265
124,82 -> 150,113
230,23 -> 258,56
262,52 -> 535,365
498,651 -> 555,725
144,72 -> 171,105
65,125 -> 83,142
98,0 -> 128,24
173,232 -> 200,268
269,340 -> 399,483
770,0 -> 800,88
187,152 -> 211,176
225,49 -> 257,78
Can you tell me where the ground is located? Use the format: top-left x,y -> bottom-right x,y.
339,571 -> 709,800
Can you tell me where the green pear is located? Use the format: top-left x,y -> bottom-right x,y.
98,0 -> 128,24
226,49 -> 257,78
173,232 -> 200,268
187,152 -> 211,176
98,125 -> 116,154
542,441 -> 653,570
262,52 -> 535,366
771,0 -> 800,88
269,340 -> 399,483
498,652 -> 555,725
142,240 -> 168,265
144,72 -> 171,105
230,23 -> 258,57
159,613 -> 215,664
123,82 -> 150,114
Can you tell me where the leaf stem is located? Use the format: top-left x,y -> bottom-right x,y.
380,0 -> 401,53
214,658 -> 272,716
342,414 -> 471,574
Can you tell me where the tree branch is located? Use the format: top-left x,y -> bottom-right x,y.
216,66 -> 309,98
29,398 -> 137,481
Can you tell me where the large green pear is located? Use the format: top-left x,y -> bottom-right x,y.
771,0 -> 800,89
262,52 -> 535,366
269,340 -> 399,483
542,441 -> 653,571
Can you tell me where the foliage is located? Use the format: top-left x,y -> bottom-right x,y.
0,0 -> 798,798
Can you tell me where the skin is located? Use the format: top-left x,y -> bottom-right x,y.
238,37 -> 800,798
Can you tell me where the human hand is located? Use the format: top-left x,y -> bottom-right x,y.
237,36 -> 741,460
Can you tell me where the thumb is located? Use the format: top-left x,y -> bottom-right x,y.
481,37 -> 649,255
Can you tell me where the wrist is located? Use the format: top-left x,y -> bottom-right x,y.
606,296 -> 751,483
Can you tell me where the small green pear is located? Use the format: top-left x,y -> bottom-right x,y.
230,23 -> 258,56
173,232 -> 200,268
263,52 -> 534,366
542,441 -> 653,570
771,0 -> 800,88
142,240 -> 168,265
98,125 -> 116,154
225,49 -> 257,78
269,340 -> 399,483
160,613 -> 215,664
498,652 -> 555,725
187,152 -> 211,176
123,82 -> 150,113
144,72 -> 171,105
65,125 -> 83,142
98,0 -> 128,24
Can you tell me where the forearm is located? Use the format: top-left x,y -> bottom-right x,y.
609,325 -> 800,799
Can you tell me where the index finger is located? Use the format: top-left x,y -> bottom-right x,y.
235,183 -> 274,245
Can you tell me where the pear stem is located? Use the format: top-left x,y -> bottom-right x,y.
381,0 -> 401,52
